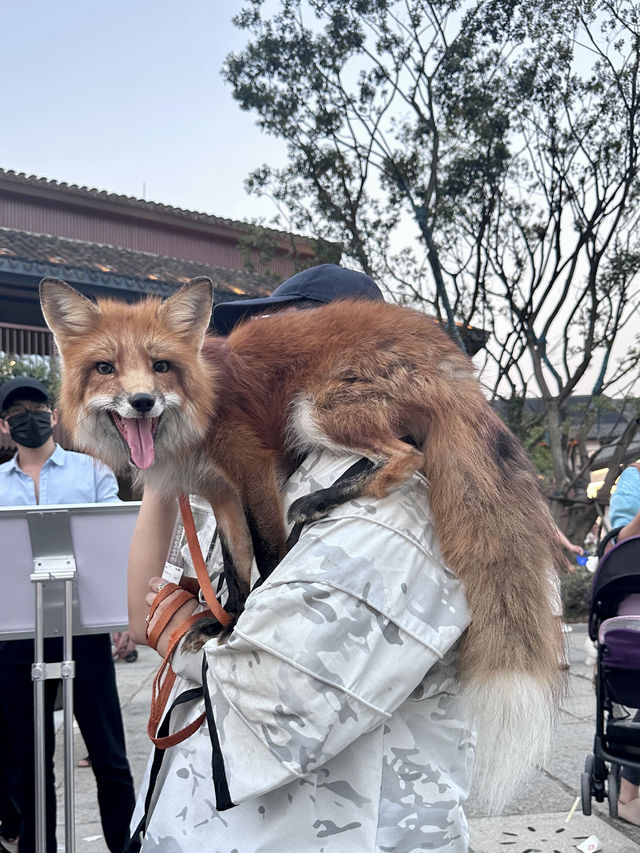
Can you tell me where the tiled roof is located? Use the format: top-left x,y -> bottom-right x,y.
0,167 -> 313,248
595,439 -> 640,467
0,227 -> 273,300
495,395 -> 638,441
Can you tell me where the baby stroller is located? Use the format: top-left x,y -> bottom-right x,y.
581,531 -> 640,817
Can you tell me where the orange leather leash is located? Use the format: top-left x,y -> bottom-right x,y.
146,583 -> 195,648
147,596 -> 211,748
177,494 -> 233,628
146,496 -> 233,748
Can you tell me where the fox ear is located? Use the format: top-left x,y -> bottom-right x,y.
159,277 -> 213,341
40,278 -> 101,339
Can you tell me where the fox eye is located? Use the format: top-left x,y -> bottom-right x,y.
153,360 -> 170,373
95,362 -> 115,375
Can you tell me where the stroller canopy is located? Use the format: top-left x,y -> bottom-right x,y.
589,535 -> 640,641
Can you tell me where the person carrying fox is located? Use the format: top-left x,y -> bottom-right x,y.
77,264 -> 560,853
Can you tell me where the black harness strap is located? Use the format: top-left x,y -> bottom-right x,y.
202,654 -> 235,811
284,456 -> 377,552
126,686 -> 203,848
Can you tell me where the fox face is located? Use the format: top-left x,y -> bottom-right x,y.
40,277 -> 217,477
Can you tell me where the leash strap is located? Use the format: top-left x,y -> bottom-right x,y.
146,583 -> 195,649
147,601 -> 212,748
284,457 -> 377,553
178,494 -> 233,627
128,686 -> 204,847
145,495 -> 234,751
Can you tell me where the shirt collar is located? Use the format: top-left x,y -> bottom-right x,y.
6,443 -> 66,472
5,453 -> 21,472
48,444 -> 66,466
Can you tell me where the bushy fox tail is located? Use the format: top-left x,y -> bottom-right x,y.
420,378 -> 565,812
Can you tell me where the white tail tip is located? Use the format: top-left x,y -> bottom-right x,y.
467,673 -> 557,814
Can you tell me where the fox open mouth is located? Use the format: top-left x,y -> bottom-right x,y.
111,413 -> 159,469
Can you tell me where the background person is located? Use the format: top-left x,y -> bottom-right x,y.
556,527 -> 585,565
608,461 -> 640,826
127,265 -> 476,851
0,700 -> 19,853
0,376 -> 136,853
610,462 -> 640,542
555,526 -> 585,646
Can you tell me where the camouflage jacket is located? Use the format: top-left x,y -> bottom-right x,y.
133,449 -> 474,852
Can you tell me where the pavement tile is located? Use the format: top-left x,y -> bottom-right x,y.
469,811 -> 638,852
466,775 -> 576,820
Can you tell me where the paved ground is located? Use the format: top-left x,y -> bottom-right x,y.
50,624 -> 640,852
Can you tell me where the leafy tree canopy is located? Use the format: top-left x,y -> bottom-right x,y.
226,0 -> 640,538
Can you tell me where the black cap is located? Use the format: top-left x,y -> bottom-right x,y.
0,377 -> 50,414
212,263 -> 384,334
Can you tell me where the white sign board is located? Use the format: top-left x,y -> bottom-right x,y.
0,502 -> 141,640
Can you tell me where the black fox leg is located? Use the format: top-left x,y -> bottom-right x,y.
244,505 -> 284,580
180,533 -> 242,652
219,533 -> 246,616
287,457 -> 380,524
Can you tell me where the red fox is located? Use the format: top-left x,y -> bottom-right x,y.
40,275 -> 565,811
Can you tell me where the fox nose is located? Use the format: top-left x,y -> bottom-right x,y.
129,393 -> 156,414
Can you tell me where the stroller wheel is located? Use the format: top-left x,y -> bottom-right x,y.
584,754 -> 595,775
581,771 -> 592,816
608,764 -> 621,819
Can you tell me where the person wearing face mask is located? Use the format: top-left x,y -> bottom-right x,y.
0,377 -> 136,853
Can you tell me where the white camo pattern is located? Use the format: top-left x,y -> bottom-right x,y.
134,449 -> 475,852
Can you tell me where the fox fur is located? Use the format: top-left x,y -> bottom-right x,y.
40,275 -> 565,812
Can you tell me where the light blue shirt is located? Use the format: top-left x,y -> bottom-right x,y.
0,444 -> 120,506
609,465 -> 640,529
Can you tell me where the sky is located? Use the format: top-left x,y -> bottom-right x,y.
2,1 -> 638,401
1,1 -> 287,223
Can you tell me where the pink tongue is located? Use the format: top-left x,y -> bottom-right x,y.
116,417 -> 156,469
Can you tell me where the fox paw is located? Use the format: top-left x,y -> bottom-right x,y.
287,490 -> 338,524
182,615 -> 235,652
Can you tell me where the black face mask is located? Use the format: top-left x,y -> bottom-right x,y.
7,410 -> 54,448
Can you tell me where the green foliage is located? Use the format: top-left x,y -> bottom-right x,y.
225,0 -> 640,502
496,394 -> 554,479
236,223 -> 281,281
560,566 -> 593,622
530,444 -> 555,483
0,354 -> 60,403
309,237 -> 343,266
224,0 -> 590,306
236,222 -> 342,281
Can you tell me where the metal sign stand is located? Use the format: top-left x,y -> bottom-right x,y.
28,512 -> 77,853
0,501 -> 141,853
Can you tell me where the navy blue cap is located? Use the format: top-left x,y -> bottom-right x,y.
0,377 -> 50,413
212,263 -> 384,334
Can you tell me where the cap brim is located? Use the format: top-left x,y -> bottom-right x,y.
212,293 -> 311,334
